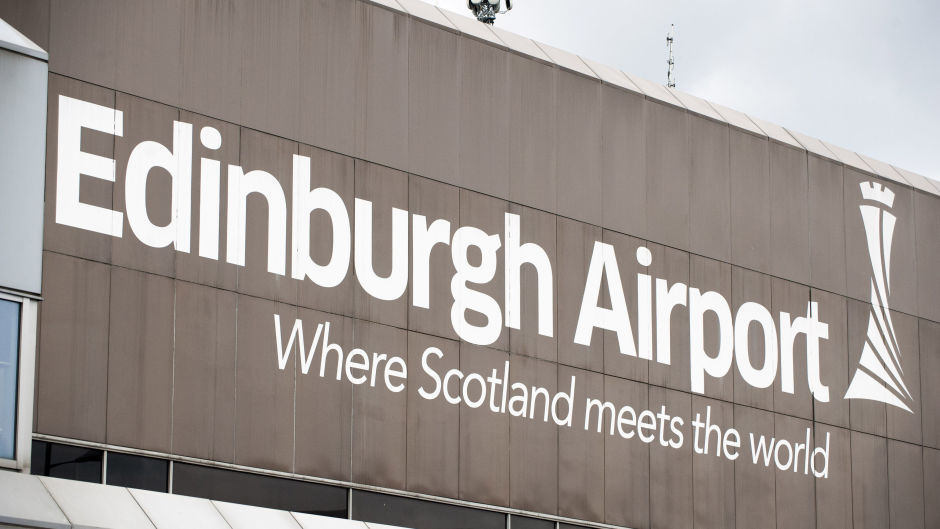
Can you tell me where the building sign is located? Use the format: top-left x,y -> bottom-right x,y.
54,94 -> 917,482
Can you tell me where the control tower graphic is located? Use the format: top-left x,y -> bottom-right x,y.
844,182 -> 914,413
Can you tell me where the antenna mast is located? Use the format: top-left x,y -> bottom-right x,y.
666,24 -> 676,88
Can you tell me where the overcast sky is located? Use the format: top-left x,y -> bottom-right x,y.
433,0 -> 939,180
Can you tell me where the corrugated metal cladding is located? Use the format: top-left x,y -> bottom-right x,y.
0,0 -> 938,528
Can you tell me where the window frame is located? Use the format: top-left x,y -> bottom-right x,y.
0,291 -> 37,471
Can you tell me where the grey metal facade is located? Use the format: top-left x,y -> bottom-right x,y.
1,1 -> 938,528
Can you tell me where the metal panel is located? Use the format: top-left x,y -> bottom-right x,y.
895,165 -> 940,194
649,387 -> 693,529
887,440 -> 926,529
175,111 -> 239,291
748,115 -> 802,149
555,71 -> 602,225
458,189 -> 509,350
689,115 -> 731,262
48,0 -> 118,87
356,2 -> 409,170
489,26 -> 552,63
459,36 -> 510,196
214,500 -> 304,529
0,1 -> 50,53
106,268 -> 174,453
646,101 -> 691,251
647,243 -> 691,392
44,75 -> 115,264
458,343 -> 510,506
689,254 -> 733,401
556,217 -> 603,372
600,84 -> 647,238
770,142 -> 810,283
581,56 -> 640,92
406,332 -> 458,497
534,41 -> 595,78
237,0 -> 301,141
847,299 -> 886,436
733,405 -> 775,529
439,8 -> 502,46
811,288 -> 849,428
40,476 -> 157,529
843,170 -> 917,315
0,470 -> 70,529
172,281 -> 237,463
352,157 -> 410,330
885,310 -> 922,444
0,47 -> 45,294
851,431 -> 890,529
821,141 -> 875,174
730,128 -> 772,273
915,191 -> 940,323
298,0 -> 361,156
408,21 -> 459,183
408,175 -> 460,340
669,89 -> 724,122
115,0 -> 182,108
604,376 -> 649,528
180,0 -> 242,125
350,320 -> 408,490
858,154 -> 909,186
509,354 -> 558,515
294,308 -> 354,481
111,93 -> 179,278
234,295 -> 295,472
921,319 -> 940,449
772,279 -> 813,420
131,488 -> 232,529
625,73 -> 684,108
236,129 -> 299,306
508,204 -> 557,363
814,424 -> 853,529
37,252 -> 110,442
690,396 -> 735,529
601,230 -> 646,383
807,155 -> 847,295
774,414 -> 816,529
557,365 -> 605,522
707,101 -> 764,136
396,0 -> 455,29
926,448 -> 940,529
508,54 -> 555,211
731,266 -> 774,411
786,129 -> 835,159
295,144 -> 356,317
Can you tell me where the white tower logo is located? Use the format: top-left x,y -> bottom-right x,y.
844,182 -> 914,413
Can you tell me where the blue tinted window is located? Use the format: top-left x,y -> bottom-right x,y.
0,299 -> 19,459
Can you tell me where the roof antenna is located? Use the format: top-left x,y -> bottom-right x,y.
666,24 -> 677,88
467,0 -> 513,25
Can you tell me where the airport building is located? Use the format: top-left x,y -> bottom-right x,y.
0,1 -> 938,528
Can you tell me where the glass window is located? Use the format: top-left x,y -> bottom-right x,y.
558,524 -> 590,529
511,515 -> 555,529
0,299 -> 19,460
106,452 -> 168,492
172,462 -> 347,517
31,440 -> 103,483
351,489 -> 505,529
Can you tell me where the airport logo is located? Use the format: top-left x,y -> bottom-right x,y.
844,182 -> 915,413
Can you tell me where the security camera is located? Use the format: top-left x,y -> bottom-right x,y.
467,0 -> 512,25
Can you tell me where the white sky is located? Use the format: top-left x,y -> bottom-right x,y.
433,0 -> 940,179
